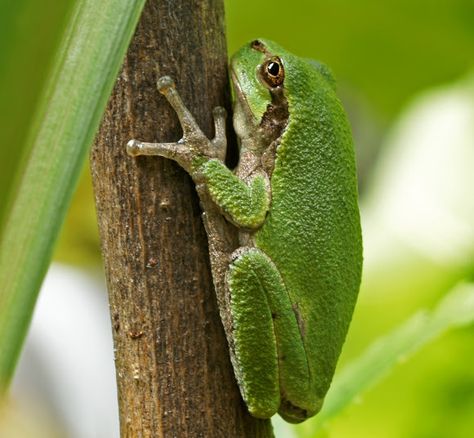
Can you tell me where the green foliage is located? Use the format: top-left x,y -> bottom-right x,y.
225,0 -> 474,119
0,0 -> 146,392
0,0 -> 74,231
299,282 -> 474,435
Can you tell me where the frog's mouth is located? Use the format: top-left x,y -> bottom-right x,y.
229,69 -> 262,142
230,69 -> 258,125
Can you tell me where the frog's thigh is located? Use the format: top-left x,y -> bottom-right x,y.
228,248 -> 310,420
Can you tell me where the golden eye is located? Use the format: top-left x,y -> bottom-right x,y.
261,57 -> 284,88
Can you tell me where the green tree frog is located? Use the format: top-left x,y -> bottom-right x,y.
127,39 -> 362,423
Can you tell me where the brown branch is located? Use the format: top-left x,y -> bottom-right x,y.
90,0 -> 273,436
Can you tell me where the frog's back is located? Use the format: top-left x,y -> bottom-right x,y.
254,45 -> 362,404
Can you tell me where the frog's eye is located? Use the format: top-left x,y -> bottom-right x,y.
261,57 -> 284,88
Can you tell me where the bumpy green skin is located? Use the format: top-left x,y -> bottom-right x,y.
199,159 -> 270,229
198,40 -> 362,422
255,40 -> 362,420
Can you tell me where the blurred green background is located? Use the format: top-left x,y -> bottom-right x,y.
1,0 -> 473,436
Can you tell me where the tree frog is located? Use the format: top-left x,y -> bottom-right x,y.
127,39 -> 362,423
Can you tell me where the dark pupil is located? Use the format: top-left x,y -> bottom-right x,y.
267,62 -> 280,76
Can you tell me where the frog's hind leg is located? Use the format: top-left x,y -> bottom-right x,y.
227,247 -> 312,421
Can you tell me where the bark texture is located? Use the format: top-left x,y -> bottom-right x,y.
90,0 -> 273,436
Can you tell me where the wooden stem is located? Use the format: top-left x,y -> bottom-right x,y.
90,0 -> 273,436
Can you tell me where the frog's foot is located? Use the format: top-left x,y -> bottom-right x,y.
127,76 -> 227,171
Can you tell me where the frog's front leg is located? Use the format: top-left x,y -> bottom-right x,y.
227,247 -> 318,422
127,76 -> 227,173
128,77 -> 270,231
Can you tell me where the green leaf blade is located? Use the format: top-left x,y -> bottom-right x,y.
0,0 -> 146,392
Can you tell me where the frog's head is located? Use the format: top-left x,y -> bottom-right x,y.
231,39 -> 336,147
230,39 -> 289,142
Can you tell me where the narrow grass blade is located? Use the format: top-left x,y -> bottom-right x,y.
307,282 -> 474,433
0,0 -> 145,392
